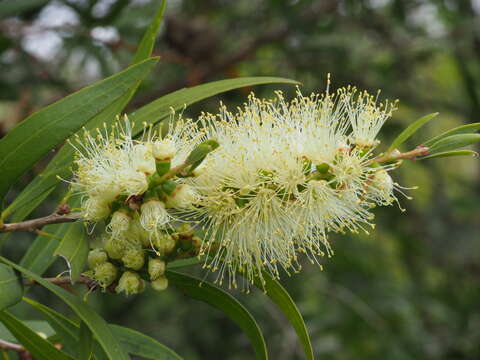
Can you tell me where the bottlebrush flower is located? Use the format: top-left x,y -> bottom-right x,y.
172,87 -> 401,288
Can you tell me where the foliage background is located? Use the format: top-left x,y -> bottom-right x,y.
1,0 -> 479,359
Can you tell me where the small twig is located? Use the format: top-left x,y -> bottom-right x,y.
366,145 -> 429,166
0,339 -> 23,352
150,162 -> 191,188
0,212 -> 82,233
24,275 -> 96,288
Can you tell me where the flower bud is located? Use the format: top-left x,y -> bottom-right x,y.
83,197 -> 110,221
93,262 -> 118,287
116,271 -> 145,295
133,144 -> 156,175
152,233 -> 176,254
140,199 -> 170,231
148,258 -> 166,280
104,237 -> 126,260
152,139 -> 176,161
151,276 -> 168,291
129,218 -> 150,247
87,248 -> 108,269
108,210 -> 131,237
370,169 -> 394,204
165,184 -> 197,209
122,249 -> 145,270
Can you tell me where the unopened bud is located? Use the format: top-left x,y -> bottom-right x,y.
151,276 -> 169,291
122,249 -> 145,270
166,184 -> 197,209
133,144 -> 156,175
93,262 -> 118,287
129,218 -> 149,247
116,271 -> 145,295
148,258 -> 166,280
104,238 -> 126,260
108,210 -> 131,237
87,248 -> 108,269
140,199 -> 170,231
83,197 -> 110,221
152,233 -> 176,254
152,138 -> 176,161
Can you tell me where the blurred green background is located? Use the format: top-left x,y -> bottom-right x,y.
1,0 -> 479,359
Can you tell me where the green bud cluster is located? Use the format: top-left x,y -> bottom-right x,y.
87,223 -> 202,296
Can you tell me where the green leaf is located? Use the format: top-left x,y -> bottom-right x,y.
252,273 -> 314,360
20,223 -> 69,275
0,311 -> 74,360
110,325 -> 182,360
2,76 -> 298,224
25,297 -> 182,360
131,0 -> 167,64
0,320 -> 54,344
54,221 -> 89,283
428,134 -> 480,155
423,122 -> 480,147
388,112 -> 439,152
167,271 -> 267,360
78,322 -> 94,360
24,297 -> 79,354
0,257 -> 130,360
1,1 -> 166,222
0,0 -> 49,18
0,58 -> 158,202
0,264 -> 23,311
419,150 -> 479,160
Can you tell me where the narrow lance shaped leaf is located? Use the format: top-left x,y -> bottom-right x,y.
0,256 -> 130,360
110,325 -> 183,360
0,311 -> 74,360
419,150 -> 478,160
251,272 -> 314,360
428,133 -> 480,155
0,57 -> 159,203
388,112 -> 439,152
0,264 -> 23,311
25,297 -> 183,360
0,1 -> 168,221
54,220 -> 89,283
0,320 -> 55,344
167,271 -> 268,360
24,297 -> 80,355
132,0 -> 167,64
20,223 -> 69,275
423,122 -> 480,147
78,322 -> 94,360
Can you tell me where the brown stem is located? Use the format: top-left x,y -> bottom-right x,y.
24,275 -> 96,288
366,145 -> 430,166
150,162 -> 191,188
0,338 -> 24,352
0,212 -> 82,233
